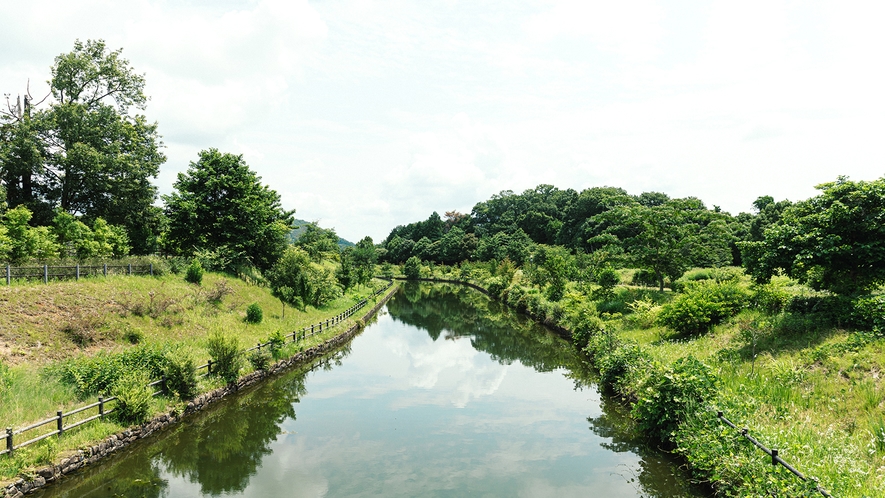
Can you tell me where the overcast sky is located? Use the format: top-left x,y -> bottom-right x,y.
2,1 -> 884,242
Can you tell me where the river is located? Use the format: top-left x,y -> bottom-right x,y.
34,282 -> 705,497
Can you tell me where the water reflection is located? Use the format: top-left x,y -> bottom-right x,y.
37,283 -> 703,497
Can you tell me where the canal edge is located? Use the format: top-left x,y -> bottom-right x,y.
3,282 -> 400,498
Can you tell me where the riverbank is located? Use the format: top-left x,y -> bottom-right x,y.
403,264 -> 884,497
0,274 -> 398,495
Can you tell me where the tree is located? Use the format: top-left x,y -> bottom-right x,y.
403,256 -> 421,280
295,223 -> 340,261
163,149 -> 294,271
741,176 -> 885,295
0,39 -> 165,253
351,236 -> 377,286
267,246 -> 341,309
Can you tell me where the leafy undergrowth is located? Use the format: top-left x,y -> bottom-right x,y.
0,272 -> 390,481
415,262 -> 885,496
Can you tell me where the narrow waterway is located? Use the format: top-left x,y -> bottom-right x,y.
35,283 -> 704,497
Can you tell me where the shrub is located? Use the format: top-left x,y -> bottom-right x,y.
111,371 -> 153,425
632,356 -> 718,443
207,332 -> 241,384
631,269 -> 658,287
597,342 -> 649,394
267,330 -> 286,359
163,352 -> 198,400
850,295 -> 885,332
248,349 -> 271,371
658,280 -> 749,335
571,312 -> 604,350
55,344 -> 168,396
185,259 -> 204,285
245,303 -> 263,324
403,256 -> 421,280
122,325 -> 144,344
750,282 -> 791,314
485,276 -> 507,298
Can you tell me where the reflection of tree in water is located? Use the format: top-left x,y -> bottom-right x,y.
588,396 -> 706,498
389,282 -> 582,373
32,450 -> 168,498
156,371 -> 308,495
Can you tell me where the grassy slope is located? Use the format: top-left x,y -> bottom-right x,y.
0,272 -> 388,480
425,263 -> 885,496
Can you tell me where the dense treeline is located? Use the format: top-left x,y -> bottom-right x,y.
381,178 -> 885,298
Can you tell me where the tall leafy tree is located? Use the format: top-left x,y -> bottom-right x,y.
741,176 -> 885,295
0,39 -> 165,253
163,149 -> 294,271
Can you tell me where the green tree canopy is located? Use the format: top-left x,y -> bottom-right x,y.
163,149 -> 294,271
0,39 -> 165,253
741,176 -> 885,295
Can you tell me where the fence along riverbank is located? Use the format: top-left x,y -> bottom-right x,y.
1,278 -> 394,459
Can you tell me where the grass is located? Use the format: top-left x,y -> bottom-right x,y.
0,271 -> 392,481
436,261 -> 885,496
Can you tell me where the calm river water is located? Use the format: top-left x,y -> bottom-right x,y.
35,283 -> 704,497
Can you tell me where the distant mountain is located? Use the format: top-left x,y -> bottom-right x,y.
287,219 -> 354,248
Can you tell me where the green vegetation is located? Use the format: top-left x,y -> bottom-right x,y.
0,271 -> 390,480
245,303 -> 263,324
407,261 -> 885,496
384,176 -> 885,495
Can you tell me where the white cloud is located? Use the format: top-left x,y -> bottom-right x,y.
3,1 -> 885,240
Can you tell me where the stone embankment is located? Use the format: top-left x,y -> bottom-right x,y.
3,285 -> 397,498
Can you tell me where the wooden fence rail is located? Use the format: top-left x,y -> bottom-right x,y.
2,278 -> 394,457
4,264 -> 154,285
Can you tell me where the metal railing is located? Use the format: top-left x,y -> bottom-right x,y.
4,263 -> 153,285
717,411 -> 832,497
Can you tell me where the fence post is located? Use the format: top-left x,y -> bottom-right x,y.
57,411 -> 63,437
257,342 -> 262,353
772,449 -> 778,466
103,264 -> 107,277
207,359 -> 213,375
99,396 -> 104,418
128,263 -> 132,275
6,265 -> 10,285
44,265 -> 48,284
76,264 -> 80,281
150,263 -> 153,277
6,427 -> 12,455
311,324 -> 315,335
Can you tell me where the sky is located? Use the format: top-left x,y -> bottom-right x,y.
2,1 -> 885,243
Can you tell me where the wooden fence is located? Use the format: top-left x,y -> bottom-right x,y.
1,278 -> 394,457
3,264 -> 154,285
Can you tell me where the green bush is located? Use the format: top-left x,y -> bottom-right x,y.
750,282 -> 791,314
631,269 -> 658,287
248,349 -> 271,371
185,260 -> 204,285
111,371 -> 153,425
597,342 -> 649,394
163,352 -> 198,400
245,303 -> 263,324
207,332 -> 241,384
850,295 -> 885,333
658,280 -> 749,335
571,308 -> 604,350
485,276 -> 507,298
267,330 -> 286,359
632,356 -> 718,443
403,256 -> 421,280
55,344 -> 168,396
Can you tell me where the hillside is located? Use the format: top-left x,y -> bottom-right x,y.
287,219 -> 354,248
